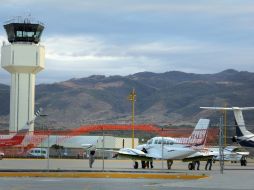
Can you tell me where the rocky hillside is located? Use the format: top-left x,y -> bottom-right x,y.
1,69 -> 254,131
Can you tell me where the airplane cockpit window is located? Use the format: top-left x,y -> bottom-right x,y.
147,140 -> 152,144
154,140 -> 158,144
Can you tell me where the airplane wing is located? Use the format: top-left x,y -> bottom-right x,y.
235,152 -> 250,156
200,107 -> 254,111
224,146 -> 250,156
81,144 -> 153,161
183,151 -> 213,162
115,148 -> 153,161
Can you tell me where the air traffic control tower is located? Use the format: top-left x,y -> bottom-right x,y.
1,18 -> 45,133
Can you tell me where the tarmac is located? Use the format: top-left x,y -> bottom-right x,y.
1,159 -> 254,190
0,158 -> 208,179
0,158 -> 253,177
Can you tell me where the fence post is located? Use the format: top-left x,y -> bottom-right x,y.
47,129 -> 50,172
161,128 -> 164,169
102,125 -> 105,171
219,116 -> 224,174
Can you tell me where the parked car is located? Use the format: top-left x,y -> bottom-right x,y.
0,152 -> 4,160
27,148 -> 48,158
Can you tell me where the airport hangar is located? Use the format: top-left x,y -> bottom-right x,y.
15,135 -> 139,158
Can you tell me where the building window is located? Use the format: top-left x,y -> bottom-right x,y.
16,31 -> 23,37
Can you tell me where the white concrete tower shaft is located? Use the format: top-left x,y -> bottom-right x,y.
1,21 -> 45,133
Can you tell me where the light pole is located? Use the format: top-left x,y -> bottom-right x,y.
40,113 -> 49,172
128,88 -> 136,148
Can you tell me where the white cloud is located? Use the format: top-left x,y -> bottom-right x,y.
44,34 -> 206,61
3,0 -> 254,15
2,32 -> 254,84
44,35 -> 130,62
42,35 -> 206,76
1,0 -> 254,83
128,42 -> 202,55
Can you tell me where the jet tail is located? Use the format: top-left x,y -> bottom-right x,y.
187,119 -> 210,146
10,108 -> 42,143
190,119 -> 210,137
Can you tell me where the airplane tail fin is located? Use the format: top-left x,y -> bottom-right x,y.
9,108 -> 43,143
191,119 -> 210,136
189,119 -> 210,146
25,107 -> 43,131
232,108 -> 253,137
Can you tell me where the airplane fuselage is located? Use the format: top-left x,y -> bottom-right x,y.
136,137 -> 197,160
235,136 -> 254,156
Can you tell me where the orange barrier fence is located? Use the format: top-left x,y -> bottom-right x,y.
0,124 -> 219,157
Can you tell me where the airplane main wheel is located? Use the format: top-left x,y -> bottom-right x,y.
241,160 -> 247,166
188,163 -> 194,170
240,160 -> 247,166
134,161 -> 139,169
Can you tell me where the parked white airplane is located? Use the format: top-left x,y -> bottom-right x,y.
82,119 -> 210,169
201,107 -> 254,156
211,146 -> 249,164
119,119 -> 211,169
185,146 -> 249,169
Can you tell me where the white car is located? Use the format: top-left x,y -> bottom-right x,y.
0,152 -> 4,160
27,148 -> 48,158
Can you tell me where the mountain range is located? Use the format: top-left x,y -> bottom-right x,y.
1,69 -> 254,132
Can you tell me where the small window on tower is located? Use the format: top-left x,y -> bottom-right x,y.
23,31 -> 35,37
16,31 -> 23,37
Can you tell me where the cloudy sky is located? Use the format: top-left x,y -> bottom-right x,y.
1,0 -> 254,84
